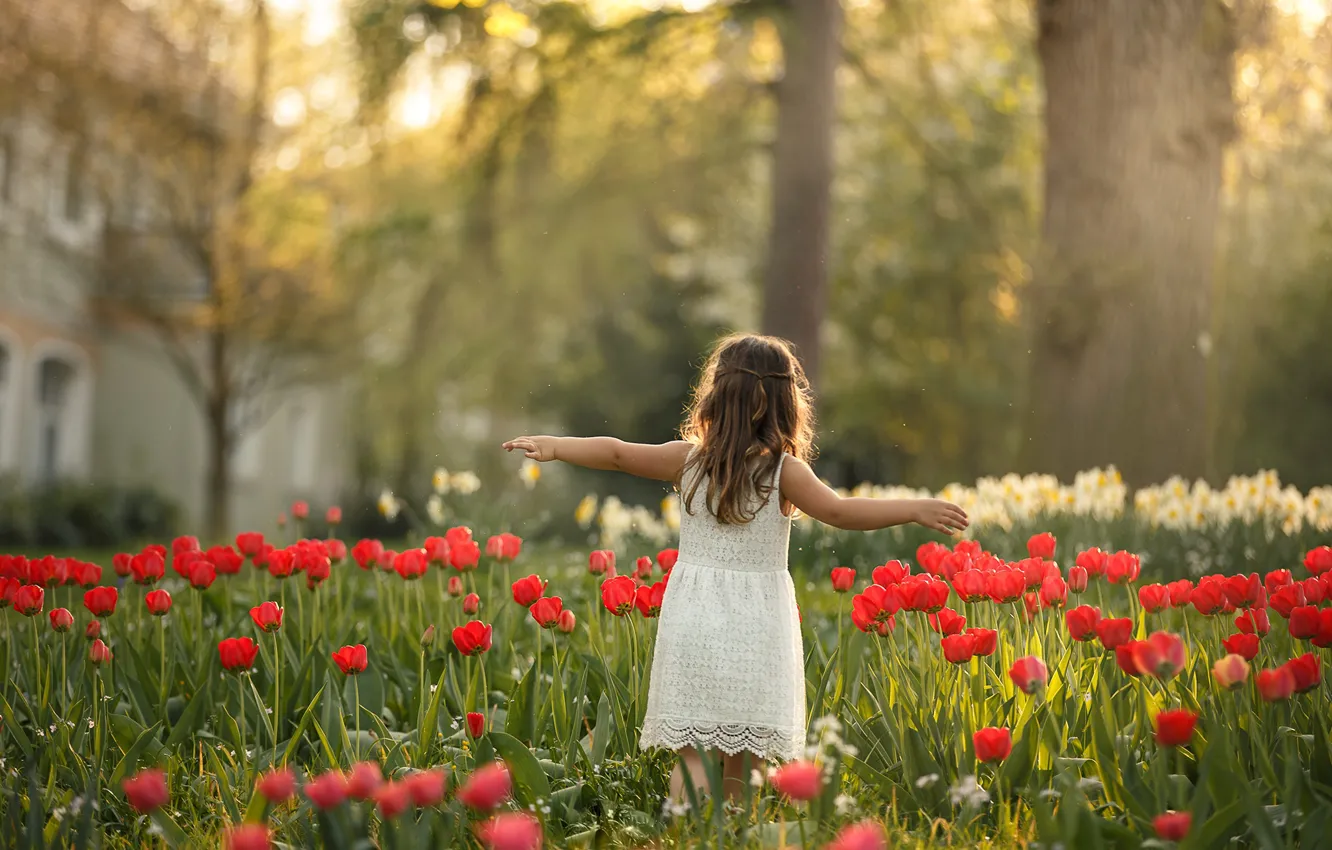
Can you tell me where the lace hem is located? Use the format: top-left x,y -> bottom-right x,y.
640,716 -> 803,761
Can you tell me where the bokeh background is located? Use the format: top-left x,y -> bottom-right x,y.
1,0 -> 1330,545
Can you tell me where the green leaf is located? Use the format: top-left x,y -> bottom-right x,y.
418,664 -> 450,762
590,693 -> 612,766
108,721 -> 163,787
489,731 -> 552,805
0,693 -> 33,759
164,679 -> 212,750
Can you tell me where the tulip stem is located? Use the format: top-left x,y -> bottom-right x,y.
273,631 -> 282,748
238,676 -> 248,775
354,674 -> 362,762
159,617 -> 168,727
31,614 -> 43,713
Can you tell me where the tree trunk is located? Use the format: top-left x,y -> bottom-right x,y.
1023,0 -> 1235,485
205,329 -> 231,541
759,0 -> 842,388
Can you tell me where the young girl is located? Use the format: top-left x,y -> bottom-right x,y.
503,333 -> 968,799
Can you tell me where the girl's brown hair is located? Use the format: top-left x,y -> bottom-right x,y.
679,333 -> 815,524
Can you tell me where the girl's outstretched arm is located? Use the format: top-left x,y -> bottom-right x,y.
780,457 -> 969,534
502,436 -> 693,483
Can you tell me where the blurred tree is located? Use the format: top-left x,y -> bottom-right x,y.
1022,0 -> 1238,485
85,0 -> 359,538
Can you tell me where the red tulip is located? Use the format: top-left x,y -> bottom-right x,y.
393,549 -> 428,581
973,727 -> 1012,762
130,551 -> 165,585
486,533 -> 523,561
225,824 -> 271,850
477,812 -> 542,850
1288,606 -> 1321,640
1039,575 -> 1067,609
145,589 -> 172,616
251,602 -> 283,632
635,582 -> 666,618
1138,584 -> 1169,613
986,569 -> 1025,604
463,593 -> 480,615
1212,653 -> 1250,690
1131,631 -> 1187,679
1217,632 -> 1259,661
467,711 -> 486,739
941,634 -> 977,664
85,620 -> 101,640
236,532 -> 265,559
49,607 -> 74,632
1270,584 -> 1306,618
1008,656 -> 1048,694
291,501 -> 309,521
1027,532 -> 1056,560
927,607 -> 966,636
219,637 -> 259,672
1075,547 -> 1107,577
113,553 -> 133,577
1315,609 -> 1332,649
1166,579 -> 1193,608
458,762 -> 512,810
256,767 -> 296,803
449,540 -> 481,572
305,771 -> 349,809
916,541 -> 949,574
1018,556 -> 1047,590
1221,573 -> 1261,609
830,567 -> 856,592
952,569 -> 988,603
447,576 -> 464,597
89,638 -> 113,665
824,822 -> 889,850
1066,604 -> 1101,641
404,768 -> 448,806
769,760 -> 822,801
1256,667 -> 1296,701
122,767 -> 169,812
1105,551 -> 1140,585
13,583 -> 43,616
266,549 -> 295,580
530,596 -> 564,629
1305,545 -> 1332,576
1154,709 -> 1197,747
453,621 -> 493,656
1095,617 -> 1133,650
326,538 -> 347,565
556,609 -> 577,634
71,561 -> 102,588
1066,565 -> 1088,593
965,627 -> 998,657
1114,642 -> 1143,676
873,560 -> 910,586
1284,653 -> 1321,693
588,550 -> 616,575
1188,580 -> 1226,616
632,556 -> 653,580
657,549 -> 679,571
353,539 -> 385,570
601,576 -> 636,616
332,644 -> 368,676
1154,811 -> 1192,841
511,574 -> 547,607
185,559 -> 216,590
1235,608 -> 1270,636
83,586 -> 118,617
1303,576 -> 1326,604
346,761 -> 383,800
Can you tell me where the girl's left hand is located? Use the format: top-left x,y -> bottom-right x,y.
502,436 -> 557,462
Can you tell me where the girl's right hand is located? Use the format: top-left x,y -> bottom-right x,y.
502,436 -> 558,462
912,499 -> 970,535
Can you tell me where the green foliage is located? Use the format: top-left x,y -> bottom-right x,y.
0,478 -> 180,548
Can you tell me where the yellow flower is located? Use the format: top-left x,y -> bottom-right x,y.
377,489 -> 400,521
484,4 -> 530,38
426,0 -> 460,7
575,494 -> 598,528
432,468 -> 451,495
520,459 -> 541,489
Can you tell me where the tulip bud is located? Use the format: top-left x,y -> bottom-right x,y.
557,609 -> 577,634
462,593 -> 480,615
1067,566 -> 1088,593
49,607 -> 74,633
420,624 -> 436,649
447,576 -> 463,597
85,619 -> 101,640
1212,653 -> 1250,690
89,638 -> 113,665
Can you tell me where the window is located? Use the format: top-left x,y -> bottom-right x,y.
37,357 -> 75,482
0,133 -> 13,205
59,138 -> 88,222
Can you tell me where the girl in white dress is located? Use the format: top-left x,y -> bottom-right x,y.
503,333 -> 968,799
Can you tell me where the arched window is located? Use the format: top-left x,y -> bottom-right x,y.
36,357 -> 76,482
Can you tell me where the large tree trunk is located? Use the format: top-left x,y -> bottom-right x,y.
1023,0 -> 1235,485
204,329 -> 231,541
760,0 -> 842,388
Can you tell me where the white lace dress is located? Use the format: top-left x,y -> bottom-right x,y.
639,453 -> 805,761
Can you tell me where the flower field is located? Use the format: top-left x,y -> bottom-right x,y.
1,472 -> 1332,849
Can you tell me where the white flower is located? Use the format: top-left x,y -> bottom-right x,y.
519,459 -> 541,489
661,798 -> 691,818
948,775 -> 990,808
750,769 -> 764,787
915,773 -> 940,789
426,495 -> 446,525
432,468 -> 451,494
377,489 -> 401,521
834,794 -> 856,816
451,471 -> 482,495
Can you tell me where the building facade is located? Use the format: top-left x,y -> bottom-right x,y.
0,0 -> 351,536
